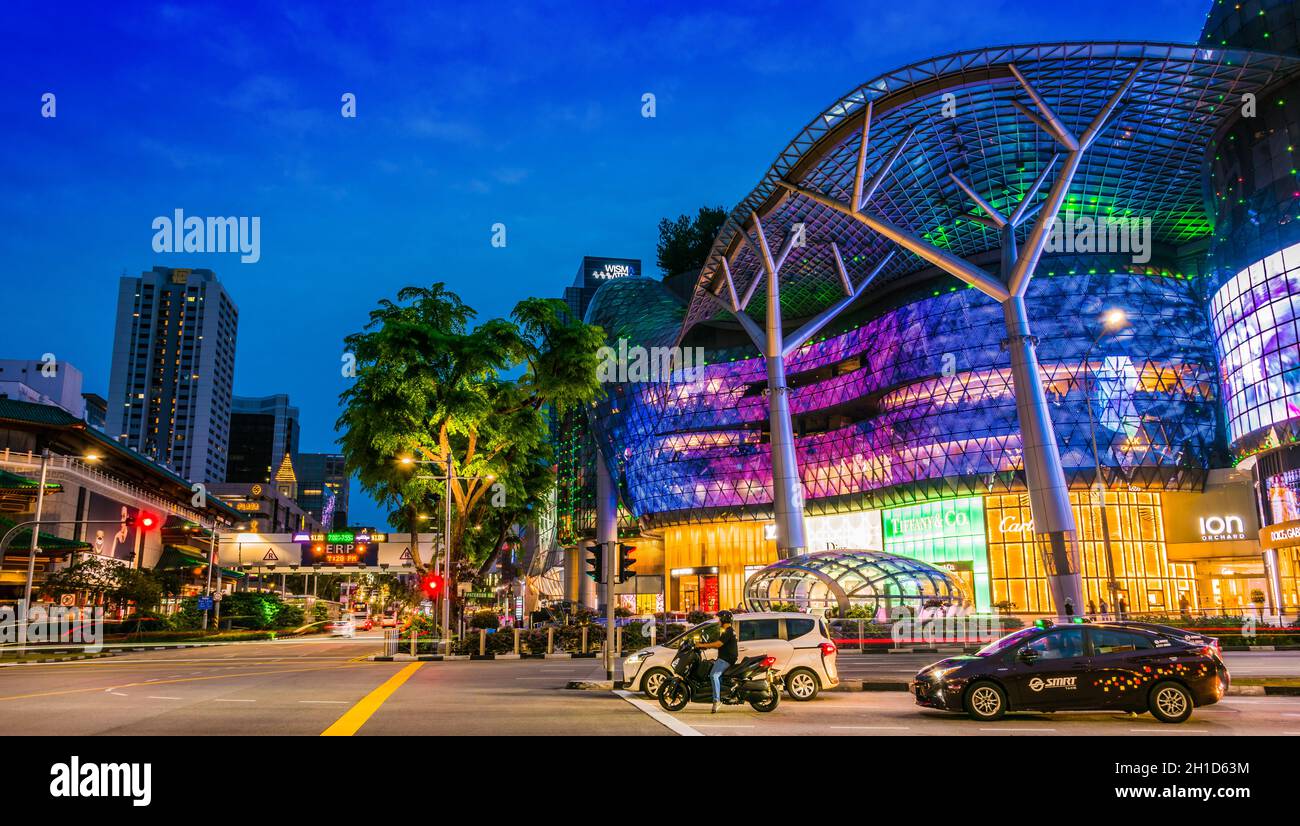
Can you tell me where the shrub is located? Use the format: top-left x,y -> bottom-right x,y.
686,610 -> 709,624
469,610 -> 500,630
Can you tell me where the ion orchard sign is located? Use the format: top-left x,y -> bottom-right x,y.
1198,515 -> 1247,542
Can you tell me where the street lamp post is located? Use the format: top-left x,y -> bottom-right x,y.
20,448 -> 51,619
1082,309 -> 1128,616
202,521 -> 218,630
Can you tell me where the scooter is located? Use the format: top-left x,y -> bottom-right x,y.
656,639 -> 781,712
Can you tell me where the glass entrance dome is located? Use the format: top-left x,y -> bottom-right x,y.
743,550 -> 971,616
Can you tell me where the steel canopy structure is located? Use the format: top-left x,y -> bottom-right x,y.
683,42 -> 1298,332
678,41 -> 1300,617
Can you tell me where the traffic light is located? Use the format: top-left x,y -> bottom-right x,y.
128,512 -> 160,531
585,544 -> 605,583
616,543 -> 636,583
419,572 -> 445,600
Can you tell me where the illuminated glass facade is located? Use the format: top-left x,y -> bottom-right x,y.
590,270 -> 1217,526
1210,241 -> 1300,452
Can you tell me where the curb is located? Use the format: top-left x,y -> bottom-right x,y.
0,651 -> 122,666
544,653 -> 573,659
862,680 -> 910,692
469,654 -> 495,661
565,680 -> 615,690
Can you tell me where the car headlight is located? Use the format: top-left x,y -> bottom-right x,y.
929,666 -> 959,682
625,650 -> 651,666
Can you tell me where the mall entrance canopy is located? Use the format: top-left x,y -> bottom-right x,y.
743,549 -> 970,617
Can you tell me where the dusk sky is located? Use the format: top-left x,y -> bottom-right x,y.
0,0 -> 1208,528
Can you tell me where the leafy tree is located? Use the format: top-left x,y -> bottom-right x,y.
656,205 -> 728,276
41,556 -> 164,613
337,284 -> 604,625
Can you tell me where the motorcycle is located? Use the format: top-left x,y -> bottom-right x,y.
656,639 -> 781,712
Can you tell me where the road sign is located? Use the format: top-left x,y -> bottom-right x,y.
263,548 -> 279,562
197,596 -> 214,610
399,547 -> 414,563
59,593 -> 75,607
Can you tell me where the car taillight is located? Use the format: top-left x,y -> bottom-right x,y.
819,642 -> 837,656
760,656 -> 776,668
1201,645 -> 1217,659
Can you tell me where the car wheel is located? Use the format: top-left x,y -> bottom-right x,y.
785,668 -> 820,701
964,680 -> 1007,721
1148,681 -> 1193,724
657,678 -> 689,712
640,668 -> 671,699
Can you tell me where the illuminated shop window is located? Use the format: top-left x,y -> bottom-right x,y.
984,491 -> 1195,615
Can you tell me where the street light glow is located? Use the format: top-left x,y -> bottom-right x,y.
1103,308 -> 1127,329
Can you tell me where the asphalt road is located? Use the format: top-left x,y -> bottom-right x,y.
0,634 -> 663,736
2,636 -> 1297,736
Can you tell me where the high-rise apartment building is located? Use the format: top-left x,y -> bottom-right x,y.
106,267 -> 238,484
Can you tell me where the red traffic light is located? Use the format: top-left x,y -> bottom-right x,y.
129,512 -> 160,531
419,573 -> 445,599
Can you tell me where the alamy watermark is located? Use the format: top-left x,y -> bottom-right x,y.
1043,209 -> 1151,264
596,339 -> 706,384
0,602 -> 103,652
888,605 -> 1001,646
152,209 -> 260,263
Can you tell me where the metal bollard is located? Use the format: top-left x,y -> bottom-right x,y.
513,627 -> 521,655
547,626 -> 555,654
616,626 -> 622,656
581,626 -> 588,653
479,628 -> 486,656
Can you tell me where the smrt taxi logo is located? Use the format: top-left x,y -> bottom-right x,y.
1028,676 -> 1077,692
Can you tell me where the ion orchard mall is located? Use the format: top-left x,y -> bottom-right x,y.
542,1 -> 1300,621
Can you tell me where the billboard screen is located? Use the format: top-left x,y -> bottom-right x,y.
1210,240 -> 1300,446
84,491 -> 140,562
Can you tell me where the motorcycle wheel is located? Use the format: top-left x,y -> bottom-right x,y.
749,689 -> 780,713
657,679 -> 690,712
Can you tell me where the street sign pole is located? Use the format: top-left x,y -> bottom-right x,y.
604,540 -> 615,681
202,523 -> 217,630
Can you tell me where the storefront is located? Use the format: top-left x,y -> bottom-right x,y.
881,497 -> 990,611
985,490 -> 1196,615
1258,519 -> 1300,614
1163,472 -> 1269,615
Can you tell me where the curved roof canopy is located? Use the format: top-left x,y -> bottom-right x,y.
743,549 -> 970,615
683,42 -> 1300,337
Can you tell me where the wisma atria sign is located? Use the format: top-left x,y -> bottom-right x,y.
582,256 -> 639,284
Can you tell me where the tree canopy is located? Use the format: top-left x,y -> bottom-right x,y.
656,205 -> 728,276
336,284 -> 604,585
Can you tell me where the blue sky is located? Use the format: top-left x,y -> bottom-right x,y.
0,0 -> 1208,528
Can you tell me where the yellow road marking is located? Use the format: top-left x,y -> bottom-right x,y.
0,662 -> 386,702
321,663 -> 423,736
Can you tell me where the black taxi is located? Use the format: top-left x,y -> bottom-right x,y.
909,620 -> 1229,724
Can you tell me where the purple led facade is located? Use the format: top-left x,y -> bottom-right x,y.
592,272 -> 1218,522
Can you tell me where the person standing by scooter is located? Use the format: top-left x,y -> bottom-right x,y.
695,610 -> 738,713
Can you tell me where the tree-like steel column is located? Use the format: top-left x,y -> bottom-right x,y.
776,62 -> 1142,617
700,214 -> 893,559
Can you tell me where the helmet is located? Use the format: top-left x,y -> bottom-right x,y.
717,610 -> 733,624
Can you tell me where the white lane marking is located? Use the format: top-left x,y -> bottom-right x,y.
830,725 -> 911,730
147,696 -> 182,700
108,691 -> 128,697
693,724 -> 755,728
213,699 -> 256,703
1129,729 -> 1209,733
298,700 -> 348,704
613,689 -> 702,736
979,727 -> 1056,732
